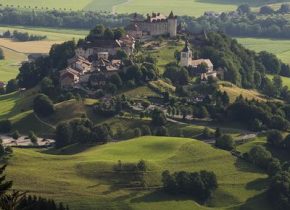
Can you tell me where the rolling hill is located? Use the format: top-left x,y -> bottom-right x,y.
6,136 -> 269,210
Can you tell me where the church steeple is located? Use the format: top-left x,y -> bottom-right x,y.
182,40 -> 191,52
168,11 -> 175,19
180,40 -> 192,67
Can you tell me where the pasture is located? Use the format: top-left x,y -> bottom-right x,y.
237,37 -> 290,64
0,47 -> 26,82
6,136 -> 269,210
0,0 -> 274,16
0,0 -> 127,12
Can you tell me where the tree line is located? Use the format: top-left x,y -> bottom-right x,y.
1,30 -> 46,41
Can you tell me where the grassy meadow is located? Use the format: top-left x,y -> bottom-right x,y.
0,0 -> 277,16
0,0 -> 127,12
6,136 -> 269,210
237,37 -> 290,64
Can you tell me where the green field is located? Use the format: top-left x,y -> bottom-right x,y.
0,25 -> 87,82
0,25 -> 88,41
0,0 -> 276,16
0,47 -> 26,82
237,37 -> 290,64
0,0 -> 127,12
6,136 -> 269,210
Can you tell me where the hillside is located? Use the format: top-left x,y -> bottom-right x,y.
6,136 -> 269,210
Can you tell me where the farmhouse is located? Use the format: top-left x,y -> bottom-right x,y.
127,11 -> 177,38
180,40 -> 217,79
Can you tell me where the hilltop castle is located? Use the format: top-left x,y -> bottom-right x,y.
127,11 -> 177,38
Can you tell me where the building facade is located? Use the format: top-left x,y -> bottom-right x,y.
128,11 -> 177,38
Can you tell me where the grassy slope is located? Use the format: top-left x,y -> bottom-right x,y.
218,82 -> 270,103
0,88 -> 55,135
149,40 -> 183,73
0,47 -> 26,82
237,37 -> 290,65
6,136 -> 269,210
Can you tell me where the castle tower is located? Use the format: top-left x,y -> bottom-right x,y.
180,40 -> 192,67
168,11 -> 177,37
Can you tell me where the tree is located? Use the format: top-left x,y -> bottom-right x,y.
55,122 -> 72,148
110,74 -> 123,87
268,171 -> 290,210
137,160 -> 147,172
141,125 -> 151,136
267,158 -> 281,176
0,165 -> 12,196
267,130 -> 283,147
250,118 -> 263,131
156,126 -> 169,136
237,4 -> 251,14
278,4 -> 290,13
33,94 -> 55,117
40,77 -> 54,97
215,128 -> 222,139
5,79 -> 18,94
259,51 -> 281,74
215,135 -> 234,151
28,131 -> 38,145
151,109 -> 167,126
0,48 -> 4,60
248,146 -> 272,169
0,120 -> 12,133
11,130 -> 20,140
260,6 -> 275,14
134,128 -> 142,137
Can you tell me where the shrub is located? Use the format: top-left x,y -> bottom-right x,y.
33,94 -> 55,117
215,134 -> 234,151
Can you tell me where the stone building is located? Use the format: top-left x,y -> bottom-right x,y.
127,11 -> 177,38
180,40 -> 217,79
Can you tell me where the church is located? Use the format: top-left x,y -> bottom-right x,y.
180,40 -> 217,80
127,11 -> 177,38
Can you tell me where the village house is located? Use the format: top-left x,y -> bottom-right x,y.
67,55 -> 92,74
127,11 -> 177,39
75,35 -> 135,60
59,68 -> 80,89
180,40 -> 217,79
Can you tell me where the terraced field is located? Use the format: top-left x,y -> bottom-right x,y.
6,136 -> 269,210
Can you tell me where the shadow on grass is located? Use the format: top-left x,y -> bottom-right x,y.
246,177 -> 269,191
44,143 -> 98,155
238,191 -> 273,210
130,189 -> 192,203
234,158 -> 265,174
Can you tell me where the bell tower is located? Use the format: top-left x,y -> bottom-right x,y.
180,40 -> 192,67
168,11 -> 177,37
